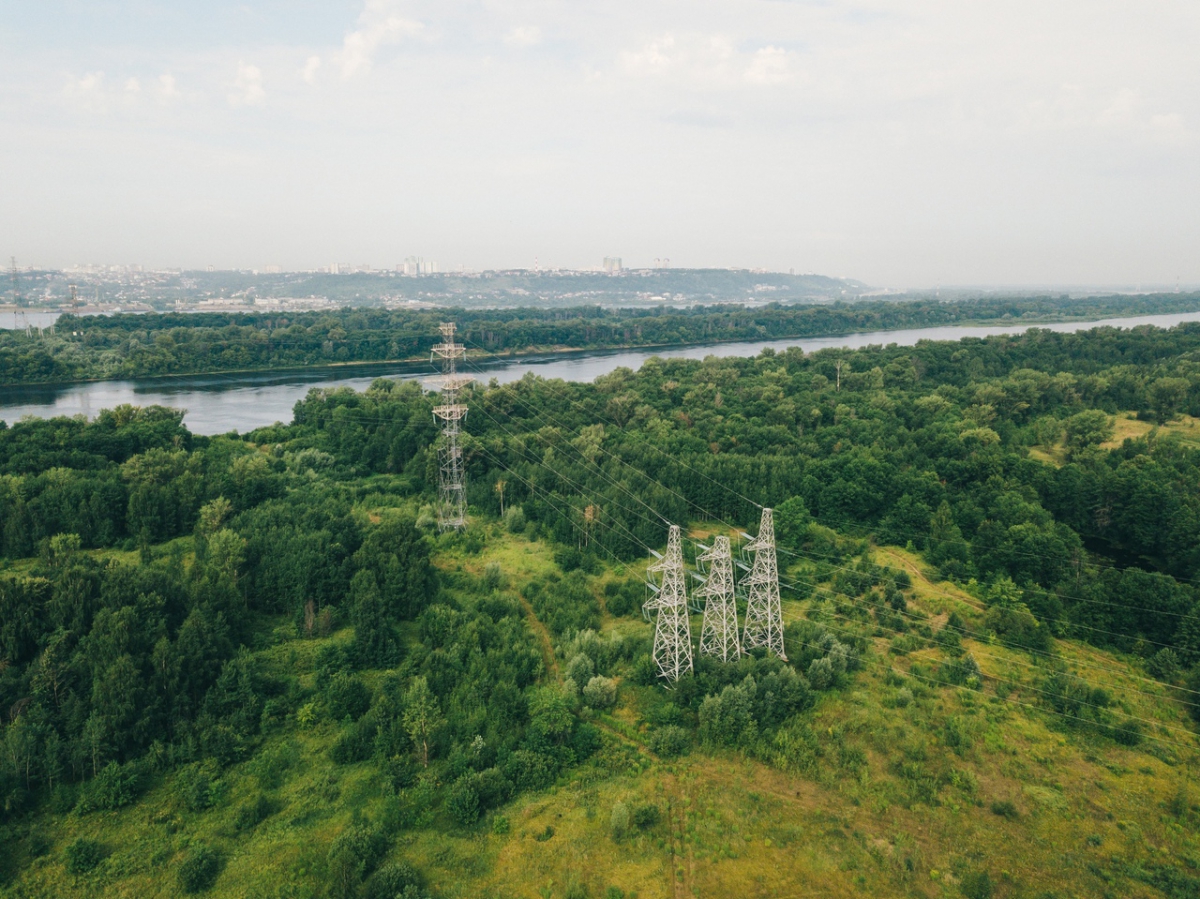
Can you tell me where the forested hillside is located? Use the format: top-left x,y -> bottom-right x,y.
3,322 -> 1200,898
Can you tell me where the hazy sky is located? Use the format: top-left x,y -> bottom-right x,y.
2,2 -> 1198,286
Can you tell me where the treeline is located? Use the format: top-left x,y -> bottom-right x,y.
3,292 -> 1200,385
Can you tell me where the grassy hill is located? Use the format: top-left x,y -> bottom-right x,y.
3,515 -> 1198,899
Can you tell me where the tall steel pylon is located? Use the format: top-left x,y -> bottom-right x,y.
696,536 -> 741,662
741,508 -> 787,659
646,525 -> 694,682
428,323 -> 473,530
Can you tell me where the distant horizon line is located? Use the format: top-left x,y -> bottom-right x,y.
5,263 -> 1199,295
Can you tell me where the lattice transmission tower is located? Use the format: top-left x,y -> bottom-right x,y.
645,525 -> 694,682
428,323 -> 473,530
696,536 -> 741,662
740,508 -> 787,659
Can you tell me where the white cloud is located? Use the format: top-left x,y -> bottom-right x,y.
619,34 -> 792,89
1097,88 -> 1139,127
339,0 -> 424,79
228,63 -> 265,107
743,46 -> 791,85
124,77 -> 141,94
504,26 -> 542,48
303,55 -> 322,85
62,71 -> 109,112
157,73 -> 180,103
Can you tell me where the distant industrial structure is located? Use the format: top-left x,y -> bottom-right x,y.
401,257 -> 438,276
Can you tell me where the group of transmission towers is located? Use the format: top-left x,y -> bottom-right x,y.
423,322 -> 785,685
644,508 -> 786,684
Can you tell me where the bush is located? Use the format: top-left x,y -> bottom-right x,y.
582,675 -> 617,709
446,775 -> 481,826
180,765 -> 218,812
610,801 -> 629,841
959,870 -> 993,899
632,803 -> 661,830
565,653 -> 595,691
178,845 -> 221,893
234,793 -> 276,831
990,800 -> 1019,819
79,760 -> 142,812
365,862 -> 426,899
64,838 -> 105,875
648,725 -> 691,758
504,505 -> 526,533
331,719 -> 377,764
327,673 -> 372,721
328,824 -> 387,899
1147,648 -> 1181,682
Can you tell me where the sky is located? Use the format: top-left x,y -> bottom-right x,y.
1,1 -> 1198,287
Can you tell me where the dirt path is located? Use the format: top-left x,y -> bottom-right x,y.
517,593 -> 560,680
875,546 -> 985,612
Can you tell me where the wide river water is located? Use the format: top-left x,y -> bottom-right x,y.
3,310 -> 1200,435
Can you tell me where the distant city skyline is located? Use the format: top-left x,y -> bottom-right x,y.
2,2 -> 1198,288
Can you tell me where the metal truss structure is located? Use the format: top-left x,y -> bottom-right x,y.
646,524 -> 694,682
428,323 -> 473,530
740,507 -> 787,659
696,536 -> 742,662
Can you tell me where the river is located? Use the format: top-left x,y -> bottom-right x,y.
4,310 -> 1200,435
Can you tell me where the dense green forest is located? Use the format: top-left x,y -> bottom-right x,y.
3,292 -> 1200,385
3,321 -> 1200,897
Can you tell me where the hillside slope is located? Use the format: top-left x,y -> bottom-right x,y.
3,521 -> 1197,899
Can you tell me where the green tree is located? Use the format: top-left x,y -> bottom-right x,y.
1063,409 -> 1114,457
402,677 -> 444,767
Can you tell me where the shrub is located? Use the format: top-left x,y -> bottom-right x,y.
582,675 -> 617,709
807,657 -> 835,690
365,862 -> 426,899
632,803 -> 661,830
492,815 -> 511,835
446,775 -> 481,826
648,725 -> 691,758
234,793 -> 276,831
959,870 -> 993,899
1147,648 -> 1181,682
64,838 -> 105,875
328,824 -> 386,899
503,505 -> 526,533
610,800 -> 630,841
326,673 -> 372,721
990,800 -> 1019,819
79,760 -> 142,812
331,719 -> 377,764
565,653 -> 596,691
475,767 -> 513,809
564,884 -> 590,899
180,765 -> 218,812
178,845 -> 221,893
483,562 -> 505,590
